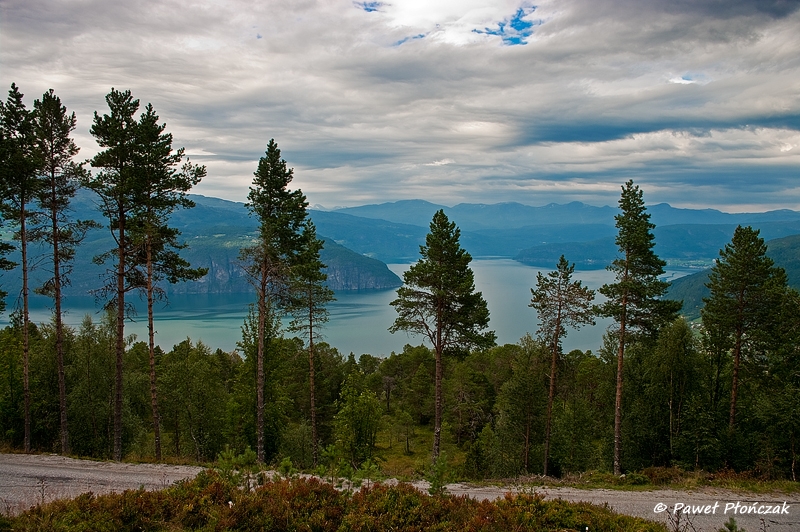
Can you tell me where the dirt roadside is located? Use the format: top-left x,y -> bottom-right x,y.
2,453 -> 799,531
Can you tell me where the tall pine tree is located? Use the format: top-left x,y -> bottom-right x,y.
129,102 -> 207,461
596,180 -> 680,475
0,83 -> 42,453
390,209 -> 495,461
702,225 -> 787,432
86,88 -> 142,461
287,220 -> 334,467
530,255 -> 595,475
240,139 -> 308,463
33,88 -> 97,455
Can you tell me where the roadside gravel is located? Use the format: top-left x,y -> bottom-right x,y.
0,453 -> 203,515
440,482 -> 800,531
2,453 -> 799,531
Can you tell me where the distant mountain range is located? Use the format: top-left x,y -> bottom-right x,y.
319,199 -> 800,269
4,194 -> 800,310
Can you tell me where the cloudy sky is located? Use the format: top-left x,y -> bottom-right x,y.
2,0 -> 799,211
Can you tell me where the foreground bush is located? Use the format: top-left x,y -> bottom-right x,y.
7,470 -> 666,531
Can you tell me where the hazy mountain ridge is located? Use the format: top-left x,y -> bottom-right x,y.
5,193 -> 800,304
335,199 -> 800,230
327,199 -> 800,266
1,191 -> 403,296
514,221 -> 800,269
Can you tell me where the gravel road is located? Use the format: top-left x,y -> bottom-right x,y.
2,453 -> 799,531
442,482 -> 800,531
0,453 -> 203,515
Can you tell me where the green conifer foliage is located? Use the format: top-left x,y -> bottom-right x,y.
129,102 -> 207,462
288,220 -> 335,467
390,209 -> 495,461
702,225 -> 787,431
240,138 -> 308,463
0,83 -> 42,453
596,180 -> 681,475
33,88 -> 96,455
530,255 -> 595,475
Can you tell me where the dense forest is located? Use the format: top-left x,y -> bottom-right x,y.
2,83 -> 800,484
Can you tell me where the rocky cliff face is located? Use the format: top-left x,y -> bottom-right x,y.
160,239 -> 402,295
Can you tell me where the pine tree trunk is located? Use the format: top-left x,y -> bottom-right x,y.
433,347 -> 442,462
613,259 -> 629,476
433,300 -> 443,462
146,239 -> 162,461
256,263 -> 267,463
114,209 -> 125,461
51,182 -> 69,455
729,326 -> 742,431
524,411 -> 531,472
174,411 -> 180,456
309,286 -> 318,467
543,329 -> 560,475
21,208 -> 31,454
614,308 -> 626,476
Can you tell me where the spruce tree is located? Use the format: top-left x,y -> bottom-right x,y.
390,209 -> 496,461
239,139 -> 308,463
596,180 -> 680,475
530,255 -> 595,475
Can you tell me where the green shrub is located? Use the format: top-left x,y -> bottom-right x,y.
624,472 -> 650,486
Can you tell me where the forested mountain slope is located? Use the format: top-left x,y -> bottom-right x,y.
1,192 -> 402,296
666,233 -> 800,318
5,192 -> 800,299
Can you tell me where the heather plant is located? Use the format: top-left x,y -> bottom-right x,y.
7,472 -> 668,531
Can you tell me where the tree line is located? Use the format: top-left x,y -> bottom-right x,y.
388,181 -> 800,479
0,84 -> 329,468
2,83 -> 799,481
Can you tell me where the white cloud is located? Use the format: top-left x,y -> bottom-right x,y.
1,0 -> 799,212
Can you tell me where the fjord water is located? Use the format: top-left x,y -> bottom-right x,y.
7,259 -> 692,357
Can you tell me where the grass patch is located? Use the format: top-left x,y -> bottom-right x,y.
515,467 -> 800,494
373,424 -> 467,482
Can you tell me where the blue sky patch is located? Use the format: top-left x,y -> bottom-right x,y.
474,6 -> 540,45
394,33 -> 426,46
356,1 -> 384,12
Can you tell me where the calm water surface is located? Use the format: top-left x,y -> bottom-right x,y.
4,260 -> 693,357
